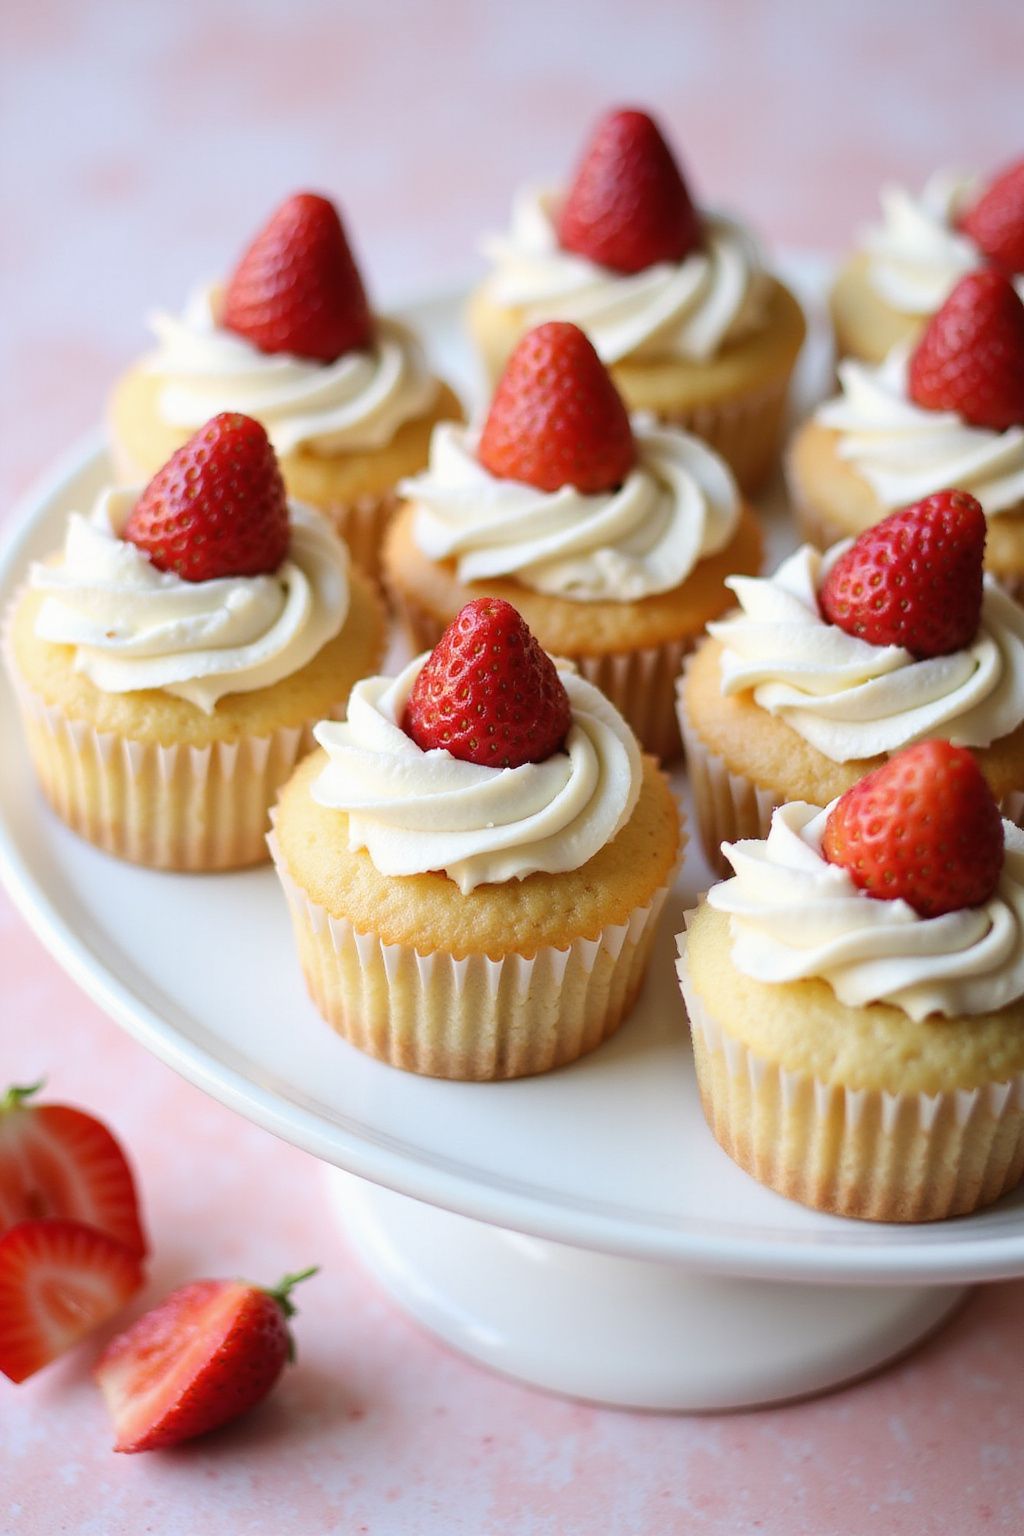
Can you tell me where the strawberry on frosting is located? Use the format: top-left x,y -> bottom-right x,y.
959,158 -> 1024,277
908,269 -> 1024,431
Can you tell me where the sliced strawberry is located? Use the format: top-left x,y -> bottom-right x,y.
557,107 -> 702,273
0,1082 -> 146,1257
403,598 -> 571,769
123,412 -> 290,582
222,191 -> 373,361
95,1267 -> 316,1451
477,321 -> 635,493
0,1219 -> 144,1383
907,268 -> 1024,430
819,490 -> 986,658
821,742 -> 1005,918
960,159 -> 1024,275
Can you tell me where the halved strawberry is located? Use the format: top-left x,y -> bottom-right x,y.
0,1219 -> 144,1383
0,1082 -> 146,1257
95,1268 -> 316,1451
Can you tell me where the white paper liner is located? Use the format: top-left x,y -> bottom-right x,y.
269,824 -> 671,1080
676,912 -> 1024,1222
321,489 -> 399,585
656,373 -> 790,495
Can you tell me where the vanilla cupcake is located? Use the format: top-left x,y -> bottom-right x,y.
678,744 -> 1024,1222
271,597 -> 681,1079
109,192 -> 462,581
466,108 -> 805,493
385,322 -> 761,760
6,414 -> 384,870
831,163 -> 1024,363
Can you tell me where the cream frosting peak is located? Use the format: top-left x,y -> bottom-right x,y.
816,346 -> 1024,514
30,488 -> 349,712
707,801 -> 1024,1020
311,655 -> 641,893
145,285 -> 438,456
480,186 -> 770,364
708,544 -> 1024,762
400,415 -> 740,601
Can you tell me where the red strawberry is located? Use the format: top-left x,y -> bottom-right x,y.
907,269 -> 1024,430
477,321 -> 635,493
960,159 -> 1024,275
819,490 -> 986,658
95,1267 -> 316,1451
557,107 -> 702,274
822,742 -> 1004,918
404,598 -> 571,769
222,191 -> 373,361
0,1220 -> 144,1383
0,1082 -> 146,1257
123,412 -> 290,582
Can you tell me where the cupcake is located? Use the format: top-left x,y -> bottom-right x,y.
270,597 -> 681,1080
466,107 -> 805,493
831,160 -> 1024,364
678,742 -> 1024,1222
679,491 -> 1024,872
108,192 -> 463,582
384,321 -> 762,761
6,413 -> 385,870
790,270 -> 1024,592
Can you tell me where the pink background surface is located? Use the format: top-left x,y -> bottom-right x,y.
3,3 -> 1024,1531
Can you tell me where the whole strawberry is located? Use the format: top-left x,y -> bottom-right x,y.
123,413 -> 290,582
558,107 -> 702,274
822,742 -> 1004,918
404,598 -> 571,769
960,159 -> 1024,276
477,321 -> 635,493
95,1267 -> 316,1452
223,191 -> 373,362
819,490 -> 986,658
907,269 -> 1024,430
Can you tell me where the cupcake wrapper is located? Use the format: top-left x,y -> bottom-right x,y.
269,825 -> 671,1080
393,591 -> 694,762
658,375 -> 790,496
677,923 -> 1024,1222
322,490 -> 399,585
9,672 -> 339,871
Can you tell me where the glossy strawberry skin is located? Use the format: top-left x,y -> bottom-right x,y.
821,742 -> 1005,919
403,598 -> 572,769
477,321 -> 635,493
907,268 -> 1024,430
223,191 -> 373,362
557,107 -> 702,274
819,491 -> 986,658
123,412 -> 290,582
960,159 -> 1024,276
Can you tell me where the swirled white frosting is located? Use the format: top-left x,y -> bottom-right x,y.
400,416 -> 740,600
143,285 -> 438,456
816,346 -> 1024,514
708,545 -> 1024,762
30,488 -> 349,712
311,656 -> 641,893
859,170 -> 1024,315
707,800 -> 1024,1021
479,186 -> 770,364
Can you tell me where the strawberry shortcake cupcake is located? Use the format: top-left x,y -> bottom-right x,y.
467,108 -> 805,492
271,598 -> 682,1079
679,742 -> 1024,1221
384,321 -> 762,760
109,192 -> 462,581
6,414 -> 384,870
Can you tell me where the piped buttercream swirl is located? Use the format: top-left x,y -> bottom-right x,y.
400,416 -> 740,600
144,285 -> 438,456
480,186 -> 770,364
708,801 -> 1024,1021
30,489 -> 349,712
311,656 -> 641,893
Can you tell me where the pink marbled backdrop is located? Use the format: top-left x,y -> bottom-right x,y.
3,3 -> 1024,1532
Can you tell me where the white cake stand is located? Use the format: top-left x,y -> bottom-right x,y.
2,270 -> 1022,1411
